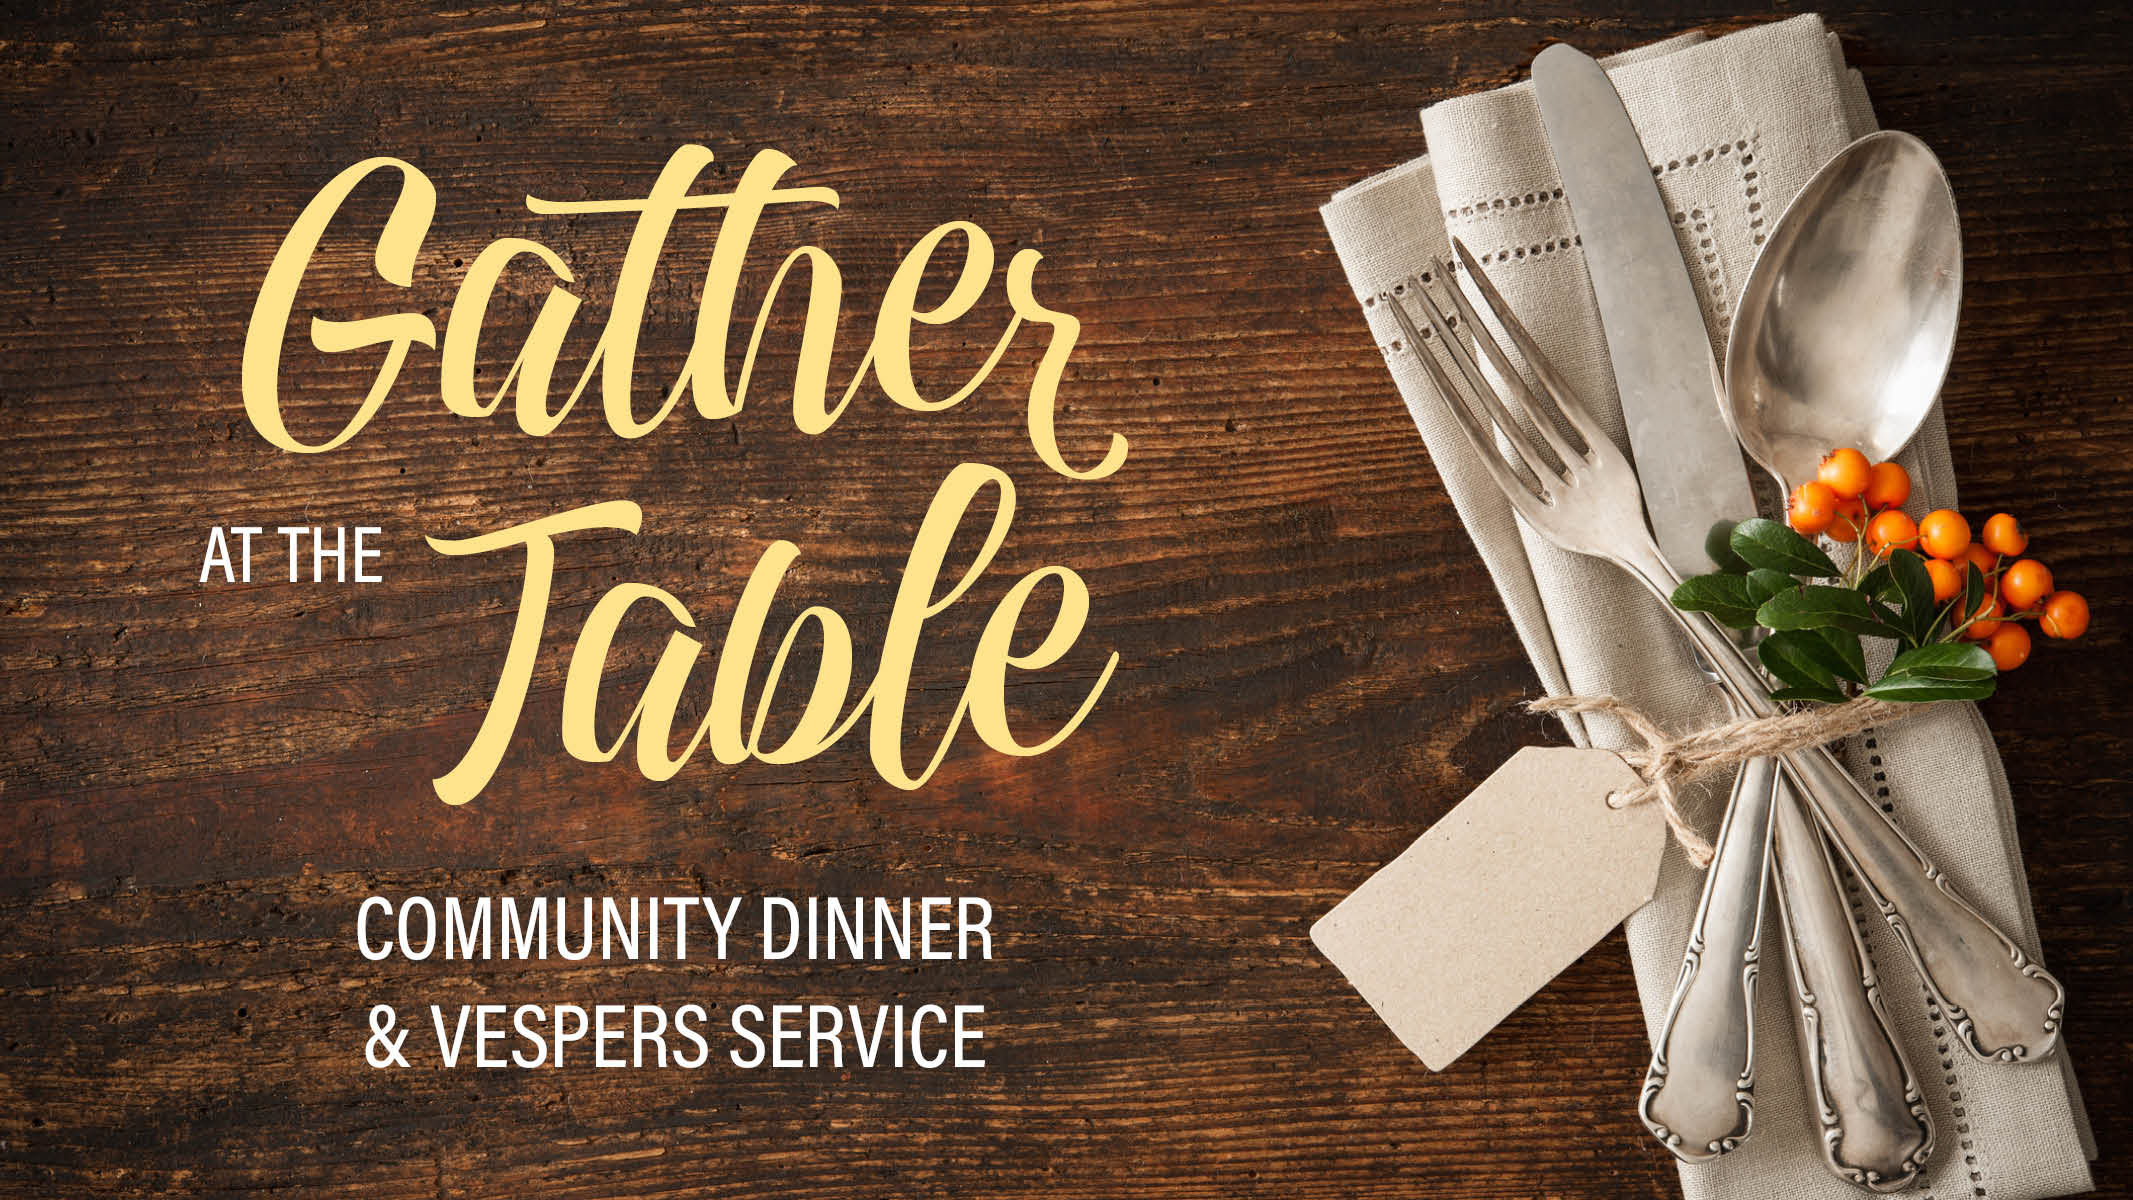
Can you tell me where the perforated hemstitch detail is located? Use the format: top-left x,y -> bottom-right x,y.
1368,270 -> 1462,357
1654,142 -> 1735,178
1360,266 -> 1441,311
1674,207 -> 1731,323
1361,235 -> 1583,357
1445,186 -> 1564,222
1442,138 -> 1757,223
1737,132 -> 1768,246
1858,728 -> 1990,1199
1460,233 -> 1582,266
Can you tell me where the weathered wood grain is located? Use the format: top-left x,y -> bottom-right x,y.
0,2 -> 2127,1197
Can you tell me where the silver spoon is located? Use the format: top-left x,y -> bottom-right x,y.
1726,130 -> 2056,1188
1726,129 -> 1960,487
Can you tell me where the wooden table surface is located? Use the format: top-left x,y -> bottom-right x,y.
3,3 -> 2127,1197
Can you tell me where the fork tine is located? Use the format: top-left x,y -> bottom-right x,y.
1381,290 -> 1551,512
1405,274 -> 1560,491
1452,238 -> 1617,460
1430,256 -> 1589,468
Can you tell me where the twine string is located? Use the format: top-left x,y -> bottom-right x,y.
1530,694 -> 1917,868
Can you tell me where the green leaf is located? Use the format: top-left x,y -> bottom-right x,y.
1770,683 -> 1849,704
1888,550 -> 1936,645
1859,561 -> 1898,605
1861,674 -> 1997,702
1757,584 -> 1904,638
1730,518 -> 1841,579
1882,642 -> 1998,681
1745,568 -> 1797,606
1815,628 -> 1869,685
1868,598 -> 1912,647
1761,630 -> 1835,689
1704,520 -> 1752,575
1670,573 -> 1762,629
1761,629 -> 1865,690
1863,642 -> 1999,702
1963,562 -> 1987,620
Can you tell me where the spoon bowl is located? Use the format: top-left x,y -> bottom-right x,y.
1725,130 -> 1961,485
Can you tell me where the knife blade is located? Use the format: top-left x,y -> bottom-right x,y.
1531,43 -> 1755,575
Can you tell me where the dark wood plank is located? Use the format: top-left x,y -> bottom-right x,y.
0,2 -> 2127,1196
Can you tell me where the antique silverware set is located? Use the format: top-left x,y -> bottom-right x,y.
1380,43 -> 2063,1194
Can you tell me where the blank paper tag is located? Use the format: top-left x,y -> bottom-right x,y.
1311,746 -> 1665,1071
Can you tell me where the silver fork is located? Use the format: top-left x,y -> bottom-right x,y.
1408,250 -> 1929,1186
1381,242 -> 2065,1071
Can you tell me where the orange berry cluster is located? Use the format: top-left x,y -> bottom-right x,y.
1788,447 -> 2089,672
1784,448 -> 1907,545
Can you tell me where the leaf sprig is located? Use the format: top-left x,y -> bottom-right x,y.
1671,518 -> 1997,704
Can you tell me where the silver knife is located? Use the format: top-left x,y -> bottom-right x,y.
1533,44 -> 1928,1186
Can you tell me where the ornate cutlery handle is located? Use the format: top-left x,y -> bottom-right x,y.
1639,753 -> 1774,1160
1771,783 -> 1933,1191
1618,541 -> 2064,1064
1780,746 -> 2063,1062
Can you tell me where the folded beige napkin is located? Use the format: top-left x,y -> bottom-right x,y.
1321,15 -> 2095,1200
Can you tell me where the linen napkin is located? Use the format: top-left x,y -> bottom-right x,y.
1321,15 -> 2096,1200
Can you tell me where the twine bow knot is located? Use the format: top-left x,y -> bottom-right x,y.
1529,694 -> 1917,868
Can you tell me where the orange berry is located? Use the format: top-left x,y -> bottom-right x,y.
1924,557 -> 1963,605
1817,447 -> 1872,499
1788,481 -> 1839,535
1986,624 -> 2032,671
1981,513 -> 2027,557
1999,559 -> 2054,612
1918,509 -> 1971,560
1827,496 -> 1867,544
1865,510 -> 1919,556
1960,593 -> 2004,640
1862,461 -> 1911,510
1960,542 -> 1998,577
2040,590 -> 2090,640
